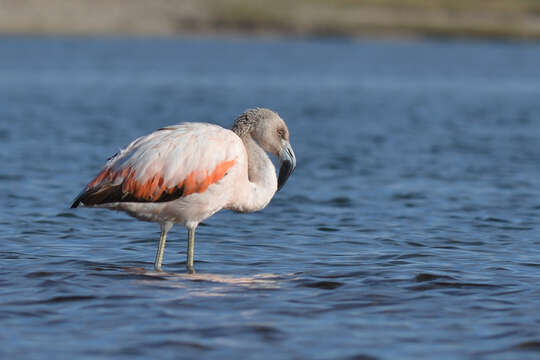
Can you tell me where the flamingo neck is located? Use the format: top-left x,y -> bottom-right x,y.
232,134 -> 277,213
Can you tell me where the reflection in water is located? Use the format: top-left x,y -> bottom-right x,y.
127,267 -> 289,296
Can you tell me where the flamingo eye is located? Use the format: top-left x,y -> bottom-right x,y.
277,128 -> 286,138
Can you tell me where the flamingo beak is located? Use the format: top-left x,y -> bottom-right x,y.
277,140 -> 296,191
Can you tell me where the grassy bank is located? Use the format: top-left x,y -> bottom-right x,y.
1,0 -> 540,40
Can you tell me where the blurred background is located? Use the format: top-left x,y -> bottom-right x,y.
2,0 -> 540,39
2,1 -> 540,360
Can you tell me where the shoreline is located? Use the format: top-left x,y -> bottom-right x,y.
2,31 -> 538,46
1,0 -> 540,41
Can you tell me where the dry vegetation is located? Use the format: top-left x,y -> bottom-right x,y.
1,0 -> 540,39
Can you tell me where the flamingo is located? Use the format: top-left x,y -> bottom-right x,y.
71,108 -> 296,273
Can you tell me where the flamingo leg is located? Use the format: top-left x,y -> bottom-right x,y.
154,222 -> 173,272
187,226 -> 196,274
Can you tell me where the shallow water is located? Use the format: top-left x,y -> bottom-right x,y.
2,36 -> 540,359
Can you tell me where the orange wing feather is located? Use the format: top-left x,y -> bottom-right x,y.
72,159 -> 236,207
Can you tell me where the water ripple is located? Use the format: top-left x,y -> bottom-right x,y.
2,36 -> 540,360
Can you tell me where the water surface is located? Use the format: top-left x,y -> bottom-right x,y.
1,36 -> 540,359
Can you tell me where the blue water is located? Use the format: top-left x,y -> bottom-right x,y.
2,36 -> 540,359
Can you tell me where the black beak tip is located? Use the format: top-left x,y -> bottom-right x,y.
277,160 -> 294,191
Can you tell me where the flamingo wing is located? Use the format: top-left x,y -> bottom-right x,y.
71,123 -> 239,208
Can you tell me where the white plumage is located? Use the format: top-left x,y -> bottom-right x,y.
72,108 -> 296,273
